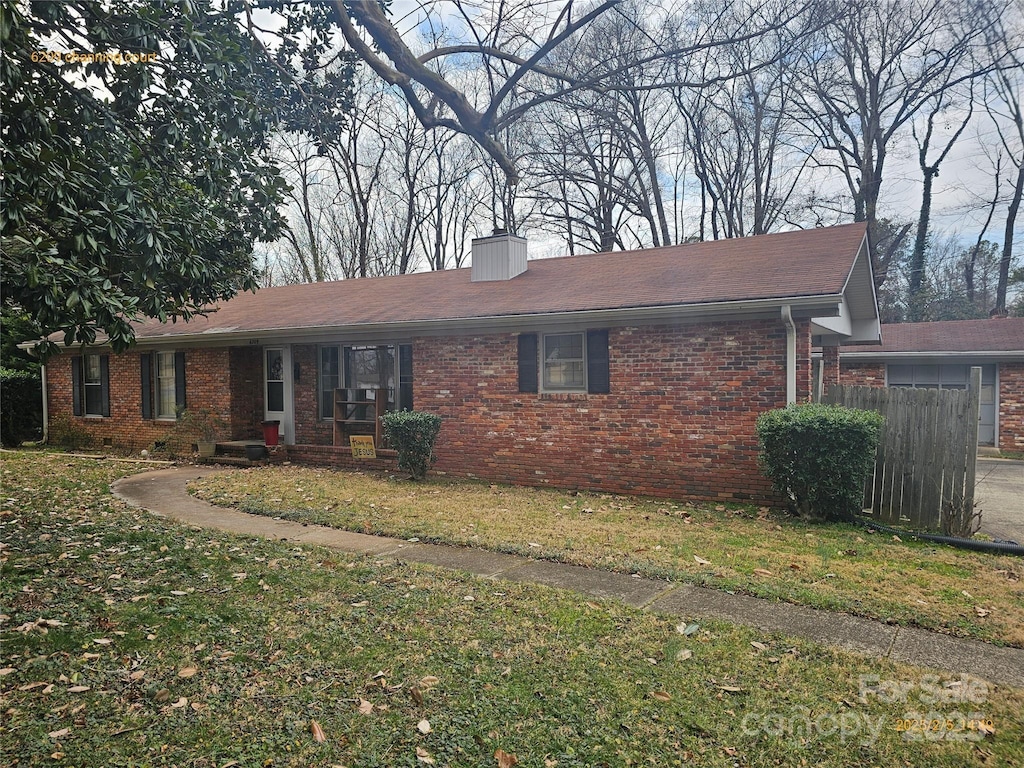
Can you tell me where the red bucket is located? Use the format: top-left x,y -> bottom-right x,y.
261,420 -> 280,447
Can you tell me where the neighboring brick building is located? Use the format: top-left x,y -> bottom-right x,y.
41,223 -> 881,503
834,318 -> 1024,454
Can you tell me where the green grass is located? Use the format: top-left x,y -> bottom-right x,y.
2,450 -> 1023,767
189,465 -> 1024,647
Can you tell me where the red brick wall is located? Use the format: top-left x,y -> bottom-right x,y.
293,344 -> 334,446
46,347 -> 247,450
822,346 -> 841,392
408,319 -> 798,503
840,361 -> 885,387
998,362 -> 1023,454
229,347 -> 264,440
48,317 -> 811,501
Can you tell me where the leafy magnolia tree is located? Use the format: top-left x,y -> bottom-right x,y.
0,0 -> 354,352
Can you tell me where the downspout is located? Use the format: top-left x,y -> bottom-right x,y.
41,363 -> 49,444
781,305 -> 796,404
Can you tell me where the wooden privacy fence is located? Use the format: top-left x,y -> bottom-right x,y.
823,367 -> 981,535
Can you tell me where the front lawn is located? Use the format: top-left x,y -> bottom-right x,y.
190,465 -> 1024,647
3,451 -> 1023,767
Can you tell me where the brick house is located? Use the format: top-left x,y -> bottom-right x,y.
833,318 -> 1024,454
41,222 -> 880,503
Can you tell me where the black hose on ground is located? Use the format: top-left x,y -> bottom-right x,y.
855,518 -> 1024,556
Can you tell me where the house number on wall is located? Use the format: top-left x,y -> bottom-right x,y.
248,339 -> 261,345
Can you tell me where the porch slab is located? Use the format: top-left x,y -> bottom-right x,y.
497,560 -> 670,608
647,586 -> 897,657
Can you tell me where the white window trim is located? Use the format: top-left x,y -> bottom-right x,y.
541,332 -> 588,393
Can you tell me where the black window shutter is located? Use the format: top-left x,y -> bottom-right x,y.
517,333 -> 538,393
174,351 -> 187,411
140,353 -> 153,419
99,355 -> 111,417
399,344 -> 413,411
587,329 -> 610,394
71,356 -> 83,416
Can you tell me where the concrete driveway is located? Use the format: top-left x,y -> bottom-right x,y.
975,458 -> 1024,543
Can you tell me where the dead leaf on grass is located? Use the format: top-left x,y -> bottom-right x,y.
750,641 -> 769,651
693,555 -> 711,565
718,685 -> 744,693
676,649 -> 693,661
419,675 -> 440,689
650,691 -> 672,702
357,698 -> 374,715
417,719 -> 432,735
169,696 -> 189,709
416,746 -> 436,765
48,728 -> 71,739
67,685 -> 90,693
752,568 -> 773,577
178,667 -> 198,678
975,606 -> 991,618
409,686 -> 424,706
495,749 -> 518,767
311,719 -> 326,743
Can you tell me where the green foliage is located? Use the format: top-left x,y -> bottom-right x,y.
0,367 -> 41,446
0,308 -> 41,372
0,0 -> 355,353
47,413 -> 94,450
756,404 -> 884,522
158,407 -> 227,457
380,410 -> 442,480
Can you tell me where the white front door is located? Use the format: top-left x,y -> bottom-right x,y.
264,346 -> 294,444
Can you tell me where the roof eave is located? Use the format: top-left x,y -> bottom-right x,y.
50,294 -> 847,351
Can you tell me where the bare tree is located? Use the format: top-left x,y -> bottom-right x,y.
906,86 -> 975,317
795,0 -> 1004,287
983,18 -> 1024,313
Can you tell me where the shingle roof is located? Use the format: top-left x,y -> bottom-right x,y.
126,222 -> 868,341
841,318 -> 1024,355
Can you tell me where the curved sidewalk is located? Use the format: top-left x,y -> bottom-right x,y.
113,466 -> 1024,689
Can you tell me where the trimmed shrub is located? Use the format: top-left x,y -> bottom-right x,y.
380,410 -> 442,480
756,403 -> 883,522
1,367 -> 43,447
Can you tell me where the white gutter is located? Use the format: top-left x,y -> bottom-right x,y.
782,305 -> 797,404
40,364 -> 48,444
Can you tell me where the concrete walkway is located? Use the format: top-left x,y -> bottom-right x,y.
976,458 -> 1024,544
112,466 -> 1024,689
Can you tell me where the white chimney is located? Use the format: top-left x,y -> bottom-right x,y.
471,230 -> 527,282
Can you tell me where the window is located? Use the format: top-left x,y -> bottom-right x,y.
72,354 -> 109,417
266,349 -> 285,413
140,351 -> 186,419
519,331 -> 609,394
543,333 -> 585,390
156,352 -> 177,418
83,355 -> 104,415
319,344 -> 412,420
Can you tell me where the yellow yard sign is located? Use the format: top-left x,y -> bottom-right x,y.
349,435 -> 376,459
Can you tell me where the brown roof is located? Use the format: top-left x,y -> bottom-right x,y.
842,318 -> 1024,355
127,222 -> 867,341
